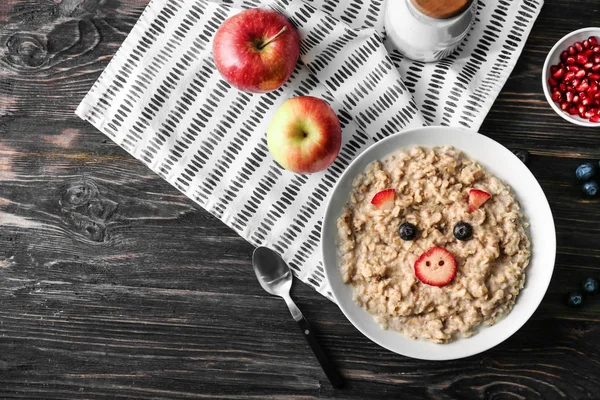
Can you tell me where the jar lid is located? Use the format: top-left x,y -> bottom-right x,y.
410,0 -> 473,19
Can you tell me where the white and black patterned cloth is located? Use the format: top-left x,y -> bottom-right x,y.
76,0 -> 543,300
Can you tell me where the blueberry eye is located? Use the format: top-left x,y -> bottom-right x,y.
453,222 -> 473,241
398,222 -> 417,240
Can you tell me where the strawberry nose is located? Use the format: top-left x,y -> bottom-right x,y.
414,247 -> 458,287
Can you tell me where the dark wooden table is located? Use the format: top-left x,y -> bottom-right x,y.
1,0 -> 600,398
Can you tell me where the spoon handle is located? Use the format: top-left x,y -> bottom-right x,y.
297,316 -> 344,388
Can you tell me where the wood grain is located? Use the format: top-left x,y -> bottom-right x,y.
1,0 -> 600,399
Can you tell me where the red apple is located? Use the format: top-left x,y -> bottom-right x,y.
267,96 -> 342,174
212,8 -> 300,93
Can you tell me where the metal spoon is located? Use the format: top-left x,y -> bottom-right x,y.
252,246 -> 343,388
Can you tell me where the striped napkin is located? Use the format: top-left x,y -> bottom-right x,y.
76,0 -> 543,300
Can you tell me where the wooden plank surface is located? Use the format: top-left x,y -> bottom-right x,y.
1,0 -> 600,398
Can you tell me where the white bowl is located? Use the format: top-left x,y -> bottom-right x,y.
542,27 -> 600,127
321,126 -> 556,360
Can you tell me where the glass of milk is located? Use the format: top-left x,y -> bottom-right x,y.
385,0 -> 477,62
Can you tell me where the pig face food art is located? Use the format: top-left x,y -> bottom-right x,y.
337,146 -> 531,343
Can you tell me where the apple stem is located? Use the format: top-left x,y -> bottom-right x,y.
258,26 -> 288,49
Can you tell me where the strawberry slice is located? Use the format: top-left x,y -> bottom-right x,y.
371,189 -> 395,210
414,247 -> 457,287
468,189 -> 491,212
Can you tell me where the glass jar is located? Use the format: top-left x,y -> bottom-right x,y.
384,0 -> 477,62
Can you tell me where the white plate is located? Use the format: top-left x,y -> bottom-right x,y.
321,126 -> 556,360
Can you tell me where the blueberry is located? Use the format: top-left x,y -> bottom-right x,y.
564,291 -> 584,308
582,277 -> 599,294
398,222 -> 417,240
513,149 -> 530,165
453,222 -> 473,241
576,163 -> 597,181
583,180 -> 599,197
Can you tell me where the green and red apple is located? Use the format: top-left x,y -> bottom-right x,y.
212,8 -> 300,93
267,96 -> 342,174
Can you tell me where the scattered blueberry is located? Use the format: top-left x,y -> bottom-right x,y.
576,163 -> 597,181
398,222 -> 417,241
513,149 -> 530,164
583,180 -> 599,197
564,291 -> 584,308
453,222 -> 473,241
582,277 -> 599,295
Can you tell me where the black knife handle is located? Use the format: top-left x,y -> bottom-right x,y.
297,316 -> 344,388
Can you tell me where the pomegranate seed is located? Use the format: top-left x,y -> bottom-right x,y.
560,83 -> 567,92
573,95 -> 581,104
589,107 -> 599,115
552,91 -> 562,101
577,54 -> 588,64
575,42 -> 584,52
568,107 -> 579,115
589,73 -> 600,81
550,65 -> 558,74
572,78 -> 581,88
583,49 -> 594,57
579,104 -> 587,116
560,101 -> 569,110
584,39 -> 590,48
590,36 -> 598,46
567,56 -> 577,64
564,71 -> 576,82
589,83 -> 599,94
560,50 -> 569,61
594,55 -> 600,64
553,67 -> 565,79
566,91 -> 574,102
595,92 -> 600,99
568,46 -> 577,55
580,91 -> 588,99
577,81 -> 589,92
582,97 -> 592,106
593,46 -> 600,53
567,65 -> 580,72
576,69 -> 586,79
590,115 -> 600,123
548,77 -> 558,87
584,62 -> 594,70
592,64 -> 600,72
585,109 -> 596,118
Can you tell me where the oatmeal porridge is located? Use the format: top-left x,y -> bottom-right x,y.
336,146 -> 531,343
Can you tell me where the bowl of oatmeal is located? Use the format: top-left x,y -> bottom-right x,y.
321,126 -> 555,360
